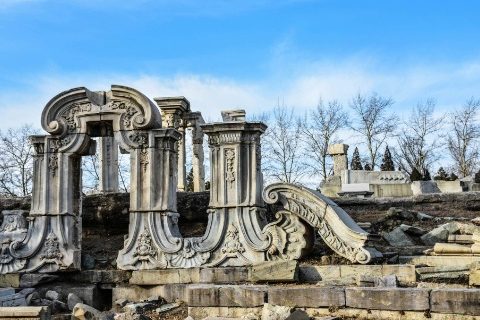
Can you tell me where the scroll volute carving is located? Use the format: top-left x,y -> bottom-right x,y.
41,85 -> 162,138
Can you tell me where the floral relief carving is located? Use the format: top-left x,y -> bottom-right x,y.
61,103 -> 92,132
40,232 -> 64,264
48,154 -> 58,176
225,149 -> 235,186
139,148 -> 149,173
221,225 -> 245,255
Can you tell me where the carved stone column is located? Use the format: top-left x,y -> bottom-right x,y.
116,129 -> 182,270
98,136 -> 119,192
155,97 -> 190,191
200,110 -> 270,266
191,114 -> 205,192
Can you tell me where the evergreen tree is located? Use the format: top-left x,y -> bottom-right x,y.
434,167 -> 449,181
364,163 -> 372,171
475,169 -> 480,183
185,168 -> 194,192
350,147 -> 363,170
410,167 -> 423,181
423,169 -> 432,181
449,173 -> 458,181
380,146 -> 395,171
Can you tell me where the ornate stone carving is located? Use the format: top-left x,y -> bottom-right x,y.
40,232 -> 64,264
263,183 -> 381,264
139,148 -> 149,172
221,225 -> 245,255
225,149 -> 236,185
262,211 -> 308,261
61,102 -> 92,132
48,154 -> 58,176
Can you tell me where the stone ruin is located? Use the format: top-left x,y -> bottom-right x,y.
1,86 -> 480,320
0,85 -> 378,275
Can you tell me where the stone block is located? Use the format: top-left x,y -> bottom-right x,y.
249,260 -> 298,283
383,227 -> 415,247
431,289 -> 480,315
0,274 -> 20,288
0,292 -> 26,307
112,284 -> 187,303
470,270 -> 480,286
327,144 -> 348,155
200,267 -> 249,283
0,306 -> 50,319
381,264 -> 416,284
186,284 -> 266,307
20,274 -> 59,288
129,268 -> 200,285
411,181 -> 441,196
345,287 -> 430,311
268,286 -> 345,308
0,288 -> 15,297
339,265 -> 382,278
298,265 -> 341,282
399,255 -> 480,267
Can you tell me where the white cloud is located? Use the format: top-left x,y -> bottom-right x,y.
1,56 -> 480,132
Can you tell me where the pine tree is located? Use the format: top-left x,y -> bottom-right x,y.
364,163 -> 372,171
410,167 -> 423,181
449,173 -> 458,181
380,146 -> 395,171
186,168 -> 194,192
434,167 -> 448,181
350,147 -> 363,170
475,169 -> 480,183
423,169 -> 431,181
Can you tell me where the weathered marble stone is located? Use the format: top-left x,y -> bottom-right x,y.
430,289 -> 480,315
268,287 -> 345,308
345,287 -> 430,311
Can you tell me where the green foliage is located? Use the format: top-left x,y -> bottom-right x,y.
410,167 -> 423,181
350,147 -> 363,170
380,145 -> 395,171
364,163 -> 372,171
186,168 -> 194,192
434,167 -> 449,181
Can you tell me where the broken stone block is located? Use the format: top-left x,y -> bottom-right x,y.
0,274 -> 20,288
155,301 -> 181,313
421,225 -> 450,245
51,299 -> 68,313
249,260 -> 298,283
261,303 -> 291,320
67,293 -> 83,311
285,310 -> 310,320
416,265 -> 470,281
72,303 -> 103,320
123,302 -> 157,314
383,227 -> 415,247
45,290 -> 60,301
399,224 -> 426,236
374,274 -> 397,287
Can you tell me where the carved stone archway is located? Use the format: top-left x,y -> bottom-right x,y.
0,87 -> 381,274
0,85 -> 180,273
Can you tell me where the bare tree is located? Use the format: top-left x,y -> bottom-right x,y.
395,99 -> 445,176
118,152 -> 130,192
81,153 -> 100,193
301,99 -> 349,184
447,97 -> 480,177
0,124 -> 39,197
262,104 -> 307,183
350,93 -> 397,169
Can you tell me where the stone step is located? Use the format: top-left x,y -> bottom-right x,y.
130,261 -> 298,285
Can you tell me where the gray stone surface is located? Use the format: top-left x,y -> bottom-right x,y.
186,284 -> 267,307
67,293 -> 82,311
249,260 -> 298,283
383,227 -> 415,247
345,287 -> 430,311
268,287 -> 345,308
430,289 -> 480,315
20,274 -> 59,288
72,303 -> 102,320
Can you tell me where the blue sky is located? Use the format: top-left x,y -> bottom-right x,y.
1,0 -> 480,128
